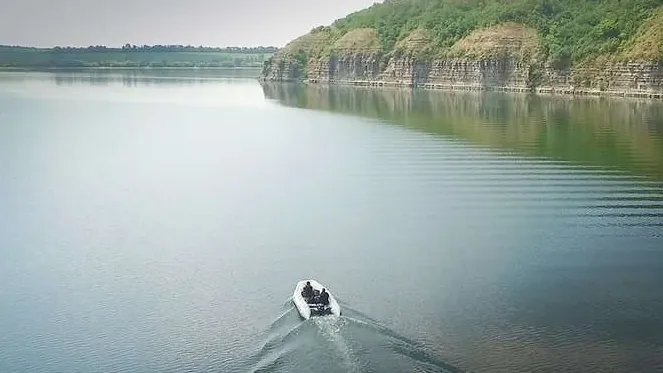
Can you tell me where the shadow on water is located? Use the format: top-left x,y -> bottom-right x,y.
245,302 -> 463,373
260,83 -> 663,181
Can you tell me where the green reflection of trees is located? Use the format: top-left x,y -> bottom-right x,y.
262,83 -> 663,180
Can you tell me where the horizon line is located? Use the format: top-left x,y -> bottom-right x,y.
0,43 -> 282,49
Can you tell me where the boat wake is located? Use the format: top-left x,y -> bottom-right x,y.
246,301 -> 462,373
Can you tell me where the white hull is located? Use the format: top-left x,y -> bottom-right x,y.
292,279 -> 341,319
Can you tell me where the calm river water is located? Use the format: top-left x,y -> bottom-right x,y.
1,70 -> 662,373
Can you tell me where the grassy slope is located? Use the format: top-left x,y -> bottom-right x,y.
446,22 -> 542,61
332,28 -> 382,53
620,6 -> 663,61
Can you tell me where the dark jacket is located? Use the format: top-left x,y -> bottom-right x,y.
319,291 -> 330,305
302,284 -> 314,298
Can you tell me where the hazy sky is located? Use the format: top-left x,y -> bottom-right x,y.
0,0 -> 379,47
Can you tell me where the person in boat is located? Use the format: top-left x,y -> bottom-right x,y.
301,281 -> 314,300
319,288 -> 330,306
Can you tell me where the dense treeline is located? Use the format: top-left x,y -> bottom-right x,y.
328,0 -> 663,63
1,45 -> 278,54
0,45 -> 278,68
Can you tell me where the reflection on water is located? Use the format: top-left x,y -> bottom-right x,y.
1,73 -> 662,373
260,82 -> 663,372
51,68 -> 262,86
261,83 -> 663,181
0,69 -> 267,108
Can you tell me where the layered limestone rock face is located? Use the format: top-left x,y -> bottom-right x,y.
380,30 -> 433,85
572,62 -> 663,93
262,21 -> 663,97
378,24 -> 543,90
382,58 -> 534,89
262,57 -> 301,81
304,24 -> 545,90
307,29 -> 383,82
380,56 -> 430,85
432,59 -> 533,88
261,29 -> 338,81
309,53 -> 382,82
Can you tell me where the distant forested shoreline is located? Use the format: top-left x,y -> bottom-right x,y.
0,44 -> 279,69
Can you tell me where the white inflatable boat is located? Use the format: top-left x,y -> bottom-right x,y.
292,279 -> 341,319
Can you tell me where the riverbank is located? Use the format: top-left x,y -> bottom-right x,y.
1,66 -> 262,71
295,78 -> 663,100
0,46 -> 275,70
1,67 -> 264,81
261,3 -> 663,101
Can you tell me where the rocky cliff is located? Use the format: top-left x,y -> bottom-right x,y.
262,9 -> 663,98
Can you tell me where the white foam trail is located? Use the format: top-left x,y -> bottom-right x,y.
312,316 -> 364,373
